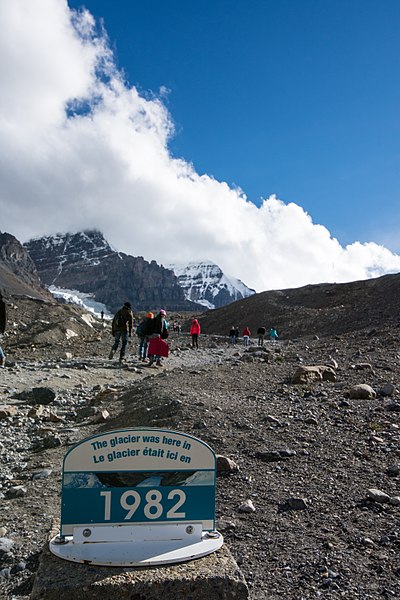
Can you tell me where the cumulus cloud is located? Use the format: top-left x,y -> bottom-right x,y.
0,0 -> 399,292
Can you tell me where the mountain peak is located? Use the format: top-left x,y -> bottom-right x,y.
167,260 -> 255,309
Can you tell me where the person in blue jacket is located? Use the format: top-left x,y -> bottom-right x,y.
269,327 -> 279,342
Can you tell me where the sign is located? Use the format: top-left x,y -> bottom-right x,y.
60,428 -> 217,536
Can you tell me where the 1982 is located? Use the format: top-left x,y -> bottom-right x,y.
99,489 -> 186,520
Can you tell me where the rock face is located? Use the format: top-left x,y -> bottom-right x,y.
24,231 -> 203,313
167,261 -> 255,309
0,232 -> 50,299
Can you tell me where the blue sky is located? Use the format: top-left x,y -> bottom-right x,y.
68,0 -> 400,249
1,0 -> 399,292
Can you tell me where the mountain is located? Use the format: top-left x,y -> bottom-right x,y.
166,261 -> 255,309
0,231 -> 51,300
197,272 -> 400,339
24,230 -> 203,313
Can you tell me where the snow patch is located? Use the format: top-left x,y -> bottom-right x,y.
48,285 -> 111,318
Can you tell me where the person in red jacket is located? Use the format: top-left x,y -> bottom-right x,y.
190,318 -> 201,349
242,326 -> 251,347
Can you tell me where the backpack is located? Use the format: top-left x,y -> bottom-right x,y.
113,310 -> 126,330
136,321 -> 146,336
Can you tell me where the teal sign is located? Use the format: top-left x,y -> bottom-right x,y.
60,428 -> 217,535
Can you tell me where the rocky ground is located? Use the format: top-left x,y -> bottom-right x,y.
0,298 -> 400,599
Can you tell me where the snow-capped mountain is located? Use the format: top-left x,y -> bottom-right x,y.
24,231 -> 203,313
166,261 -> 255,309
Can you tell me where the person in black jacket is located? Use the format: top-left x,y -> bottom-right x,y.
109,302 -> 133,363
257,326 -> 266,346
0,292 -> 7,367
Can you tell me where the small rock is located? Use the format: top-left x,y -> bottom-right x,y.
239,499 -> 256,513
32,468 -> 52,481
216,455 -> 239,475
255,449 -> 296,462
193,420 -> 207,429
264,415 -> 281,425
0,537 -> 14,557
12,561 -> 27,573
6,485 -> 27,499
386,464 -> 400,477
17,386 -> 57,405
389,496 -> 400,506
385,402 -> 400,412
0,567 -> 11,579
366,488 -> 390,503
349,384 -> 376,400
90,409 -> 110,423
216,519 -> 236,532
279,497 -> 308,512
378,383 -> 395,397
0,405 -> 18,419
34,434 -> 62,450
361,537 -> 375,547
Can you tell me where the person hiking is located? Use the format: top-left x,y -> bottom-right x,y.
269,326 -> 279,343
190,318 -> 201,349
242,326 -> 251,347
136,312 -> 153,361
147,309 -> 168,366
257,326 -> 266,346
0,292 -> 7,367
109,302 -> 133,363
229,326 -> 236,344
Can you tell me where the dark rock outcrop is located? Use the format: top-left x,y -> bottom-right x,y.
0,232 -> 51,300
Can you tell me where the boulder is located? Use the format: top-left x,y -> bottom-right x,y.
216,455 -> 239,475
0,405 -> 18,419
349,384 -> 376,400
291,365 -> 336,384
366,488 -> 390,503
16,387 -> 57,405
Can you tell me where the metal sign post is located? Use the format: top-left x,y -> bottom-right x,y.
50,428 -> 223,566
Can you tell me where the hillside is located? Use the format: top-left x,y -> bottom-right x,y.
197,273 -> 400,339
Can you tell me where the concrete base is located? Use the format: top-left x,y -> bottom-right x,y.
31,522 -> 249,600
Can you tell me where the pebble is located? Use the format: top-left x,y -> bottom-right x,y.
0,537 -> 14,557
0,568 -> 11,579
13,561 -> 26,573
6,485 -> 27,499
239,499 -> 256,513
32,468 -> 52,481
361,537 -> 375,547
389,496 -> 400,506
279,497 -> 308,512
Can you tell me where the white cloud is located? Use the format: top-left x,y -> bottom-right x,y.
0,0 -> 399,292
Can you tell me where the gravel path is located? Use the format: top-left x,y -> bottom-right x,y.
1,331 -> 400,599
